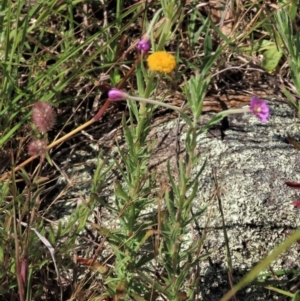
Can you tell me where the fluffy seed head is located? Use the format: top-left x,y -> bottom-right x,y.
32,102 -> 56,133
28,139 -> 47,157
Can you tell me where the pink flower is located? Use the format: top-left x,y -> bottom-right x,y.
137,37 -> 151,52
108,89 -> 128,101
32,102 -> 56,133
249,96 -> 269,123
28,139 -> 47,156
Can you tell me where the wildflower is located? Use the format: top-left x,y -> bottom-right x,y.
28,139 -> 47,157
108,88 -> 184,114
249,96 -> 269,123
108,89 -> 129,101
137,36 -> 151,52
147,51 -> 176,73
32,102 -> 56,133
221,96 -> 270,123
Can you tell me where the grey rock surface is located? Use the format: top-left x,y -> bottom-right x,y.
148,100 -> 300,300
54,99 -> 300,300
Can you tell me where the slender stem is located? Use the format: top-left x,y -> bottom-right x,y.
94,100 -> 111,122
47,118 -> 95,149
0,118 -> 96,181
10,152 -> 25,301
0,54 -> 144,182
129,95 -> 182,112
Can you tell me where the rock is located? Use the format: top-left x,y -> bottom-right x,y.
149,99 -> 300,300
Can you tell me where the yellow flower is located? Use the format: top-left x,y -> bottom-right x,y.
147,51 -> 176,73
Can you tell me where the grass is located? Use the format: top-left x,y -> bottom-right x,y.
1,0 -> 300,300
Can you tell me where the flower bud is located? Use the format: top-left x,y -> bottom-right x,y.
137,36 -> 151,52
108,89 -> 128,101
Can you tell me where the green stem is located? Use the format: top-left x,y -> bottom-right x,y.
157,17 -> 171,50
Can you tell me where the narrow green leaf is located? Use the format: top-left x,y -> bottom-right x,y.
292,291 -> 300,301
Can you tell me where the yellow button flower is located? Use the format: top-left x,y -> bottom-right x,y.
147,51 -> 176,73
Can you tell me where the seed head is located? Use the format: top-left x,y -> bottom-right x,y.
32,102 -> 56,133
28,139 -> 47,157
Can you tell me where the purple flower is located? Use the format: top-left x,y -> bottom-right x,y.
108,89 -> 128,101
137,37 -> 151,52
249,96 -> 270,123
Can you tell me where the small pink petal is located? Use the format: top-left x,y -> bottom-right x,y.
285,181 -> 300,190
291,201 -> 300,207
